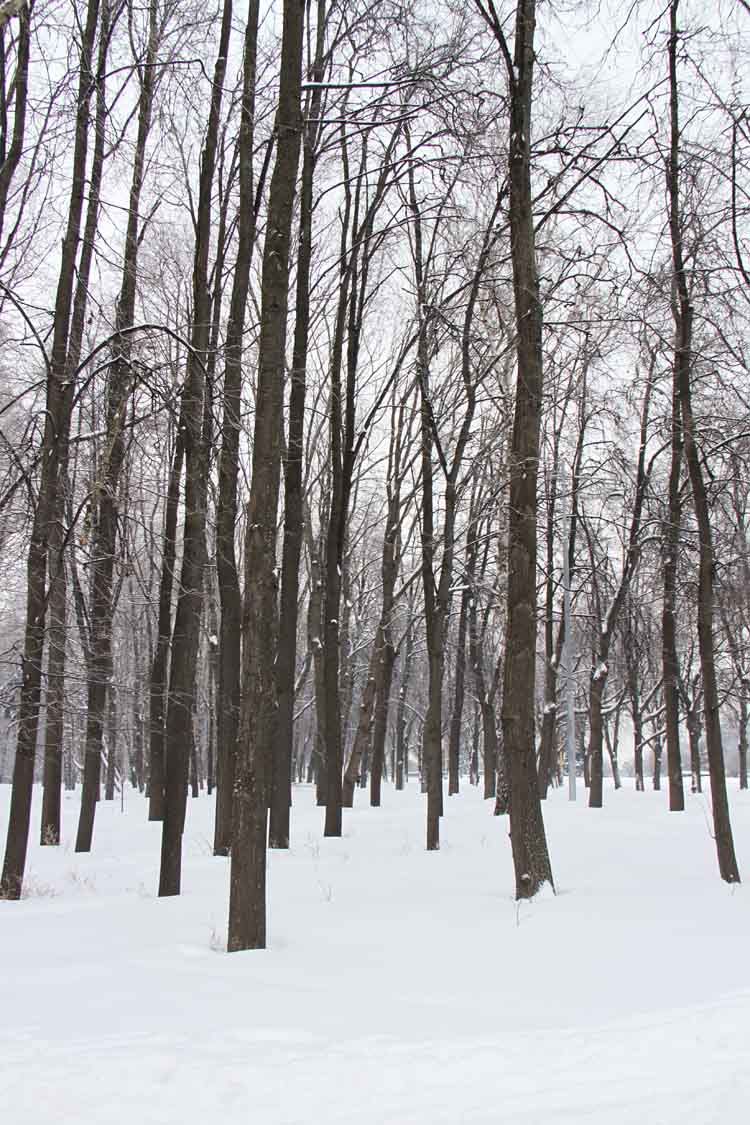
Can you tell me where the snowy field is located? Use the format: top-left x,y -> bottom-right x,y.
1,779 -> 749,1124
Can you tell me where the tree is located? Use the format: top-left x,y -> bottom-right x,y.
213,0 -> 263,856
228,0 -> 305,951
158,0 -> 234,895
666,0 -> 739,883
1,0 -> 102,898
474,0 -> 553,897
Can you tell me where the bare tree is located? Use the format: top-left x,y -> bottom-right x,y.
228,0 -> 304,951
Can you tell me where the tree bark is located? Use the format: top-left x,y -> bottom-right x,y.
668,0 -> 739,882
488,0 -> 553,896
1,0 -> 101,897
159,0 -> 234,895
270,0 -> 325,849
213,0 -> 262,856
228,0 -> 304,950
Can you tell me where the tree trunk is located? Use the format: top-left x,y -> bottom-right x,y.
668,1 -> 739,882
739,686 -> 748,791
228,0 -> 304,951
484,0 -> 553,895
343,665 -> 376,807
270,0 -> 325,849
394,623 -> 414,791
159,0 -> 234,896
652,733 -> 662,791
448,583 -> 470,797
1,0 -> 101,897
662,391 -> 685,810
214,0 -> 261,856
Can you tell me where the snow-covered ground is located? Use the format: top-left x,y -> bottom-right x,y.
1,779 -> 748,1124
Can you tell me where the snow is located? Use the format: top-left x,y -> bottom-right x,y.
1,780 -> 749,1124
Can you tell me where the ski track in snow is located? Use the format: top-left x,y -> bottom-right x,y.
1,782 -> 748,1124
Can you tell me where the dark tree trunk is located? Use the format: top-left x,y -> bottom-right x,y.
49,0 -> 115,843
305,503 -> 328,806
448,576 -> 471,796
322,129 -> 397,838
494,0 -> 553,896
662,387 -> 685,811
668,1 -> 739,882
537,456 -> 560,800
214,0 -> 262,856
1,0 -> 101,898
270,0 -> 325,849
343,667 -> 376,807
587,375 -> 652,809
105,688 -> 117,801
469,697 -> 481,786
604,710 -> 622,790
395,623 -> 414,791
205,575 -> 218,797
159,0 -> 234,896
0,1 -> 31,243
652,733 -> 662,791
147,433 -> 183,820
40,516 -> 67,845
739,686 -> 748,791
633,718 -> 644,792
228,0 -> 304,951
687,710 -> 702,793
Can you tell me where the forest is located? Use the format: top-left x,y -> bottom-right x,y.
1,0 -> 750,956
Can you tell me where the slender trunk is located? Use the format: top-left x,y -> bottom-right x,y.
105,686 -> 117,800
214,0 -> 261,856
537,461 -> 559,799
469,697 -> 480,785
40,517 -> 66,845
496,0 -> 553,894
228,0 -> 304,950
668,1 -> 739,882
604,714 -> 622,789
206,577 -> 218,797
343,663 -> 376,807
687,710 -> 702,793
739,686 -> 748,790
147,434 -> 183,819
159,0 -> 234,896
0,0 -> 31,242
633,711 -> 644,792
270,0 -> 325,849
394,623 -> 414,791
369,634 -> 397,804
74,0 -> 121,849
662,392 -> 685,810
1,0 -> 101,897
652,733 -> 662,791
448,583 -> 470,797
